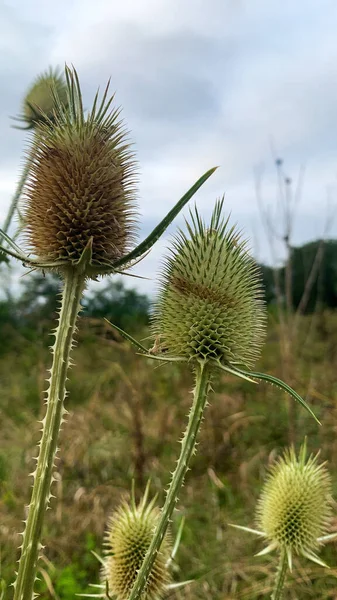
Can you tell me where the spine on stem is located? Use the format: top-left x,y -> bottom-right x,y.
128,360 -> 211,600
13,269 -> 85,600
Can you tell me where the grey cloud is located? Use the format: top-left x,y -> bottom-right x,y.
71,24 -> 226,162
1,0 -> 337,298
0,3 -> 56,166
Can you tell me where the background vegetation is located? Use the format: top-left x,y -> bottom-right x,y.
1,243 -> 337,599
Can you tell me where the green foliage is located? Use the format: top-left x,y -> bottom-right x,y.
0,252 -> 9,265
290,240 -> 337,311
83,280 -> 150,331
0,272 -> 149,356
34,535 -> 98,599
261,239 -> 337,312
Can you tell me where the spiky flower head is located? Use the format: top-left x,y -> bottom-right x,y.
15,67 -> 68,130
151,199 -> 266,369
256,443 -> 333,568
22,66 -> 137,277
103,489 -> 171,600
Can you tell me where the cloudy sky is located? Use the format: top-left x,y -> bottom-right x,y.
1,0 -> 337,295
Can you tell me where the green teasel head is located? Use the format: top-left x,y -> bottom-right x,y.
14,67 -> 68,130
104,199 -> 319,423
21,66 -> 138,277
255,443 -> 333,567
152,199 -> 266,369
103,486 -> 171,600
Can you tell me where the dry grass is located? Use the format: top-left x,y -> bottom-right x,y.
1,313 -> 337,598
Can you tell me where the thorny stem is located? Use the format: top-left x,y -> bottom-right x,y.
13,269 -> 86,600
271,550 -> 288,600
128,360 -> 212,600
1,145 -> 35,239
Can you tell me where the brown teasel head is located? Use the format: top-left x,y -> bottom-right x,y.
22,67 -> 138,277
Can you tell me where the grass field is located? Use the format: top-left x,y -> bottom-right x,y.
1,310 -> 337,599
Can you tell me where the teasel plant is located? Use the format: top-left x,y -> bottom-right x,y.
1,67 -> 69,242
231,441 -> 336,599
106,199 -> 320,600
0,66 -> 216,600
79,481 -> 191,599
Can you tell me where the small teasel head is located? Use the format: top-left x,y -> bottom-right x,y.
103,485 -> 171,599
256,442 -> 333,567
152,199 -> 266,369
15,67 -> 68,130
21,66 -> 138,276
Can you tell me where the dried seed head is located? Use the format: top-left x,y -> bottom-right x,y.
22,66 -> 138,276
152,199 -> 266,368
256,445 -> 333,558
103,493 -> 171,600
18,67 -> 68,129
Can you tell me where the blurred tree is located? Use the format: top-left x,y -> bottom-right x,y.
0,270 -> 150,352
259,264 -> 277,305
16,272 -> 61,324
83,279 -> 150,330
259,239 -> 337,312
290,240 -> 337,312
1,238 -> 337,349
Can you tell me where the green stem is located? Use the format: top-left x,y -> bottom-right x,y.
271,550 -> 288,600
1,148 -> 34,238
128,360 -> 211,600
13,269 -> 86,600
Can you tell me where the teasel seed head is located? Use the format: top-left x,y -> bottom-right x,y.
103,490 -> 171,600
16,67 -> 68,130
256,443 -> 333,565
22,66 -> 138,277
151,199 -> 266,369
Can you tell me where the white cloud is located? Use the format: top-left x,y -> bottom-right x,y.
1,0 -> 337,296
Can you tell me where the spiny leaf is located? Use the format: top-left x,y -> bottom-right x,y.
104,319 -> 148,353
0,229 -> 28,258
236,368 -> 321,424
215,362 -> 258,384
111,167 -> 218,269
